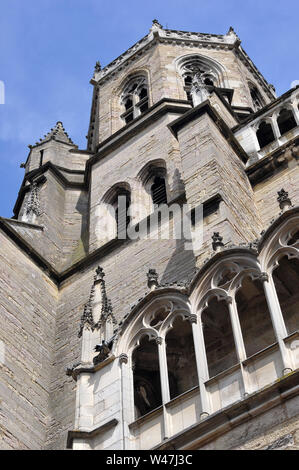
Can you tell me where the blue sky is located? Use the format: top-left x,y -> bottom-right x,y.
0,0 -> 298,217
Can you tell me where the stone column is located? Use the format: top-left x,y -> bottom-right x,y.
119,353 -> 131,450
226,296 -> 251,395
291,101 -> 299,125
190,313 -> 211,418
270,115 -> 281,141
156,336 -> 171,439
261,272 -> 293,373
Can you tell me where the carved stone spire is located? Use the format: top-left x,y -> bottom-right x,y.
30,121 -> 76,148
78,283 -> 95,337
24,182 -> 42,222
277,188 -> 292,212
78,266 -> 116,337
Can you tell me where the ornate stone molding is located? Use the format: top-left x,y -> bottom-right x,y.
24,182 -> 42,218
91,25 -> 239,85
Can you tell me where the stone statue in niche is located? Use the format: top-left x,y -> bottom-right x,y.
133,374 -> 161,418
190,72 -> 211,106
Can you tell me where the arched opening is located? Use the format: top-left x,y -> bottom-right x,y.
166,317 -> 198,399
138,87 -> 149,113
277,108 -> 297,135
235,276 -> 276,357
121,75 -> 149,124
113,189 -> 131,238
151,176 -> 167,206
256,121 -> 275,148
132,335 -> 162,419
202,297 -> 238,378
272,256 -> 299,335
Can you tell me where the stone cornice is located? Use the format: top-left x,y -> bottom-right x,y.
91,28 -> 238,86
246,136 -> 299,186
66,418 -> 118,449
90,26 -> 274,102
2,192 -> 221,287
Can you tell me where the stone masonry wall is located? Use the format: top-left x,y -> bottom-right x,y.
0,231 -> 58,449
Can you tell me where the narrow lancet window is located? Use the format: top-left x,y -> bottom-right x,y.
151,176 -> 167,206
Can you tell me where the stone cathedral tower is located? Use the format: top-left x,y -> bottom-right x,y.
0,21 -> 299,450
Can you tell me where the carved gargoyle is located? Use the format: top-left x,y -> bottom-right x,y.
93,340 -> 112,365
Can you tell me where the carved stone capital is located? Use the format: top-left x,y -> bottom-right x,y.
189,314 -> 198,324
119,353 -> 128,365
155,336 -> 163,345
259,272 -> 269,283
225,296 -> 233,305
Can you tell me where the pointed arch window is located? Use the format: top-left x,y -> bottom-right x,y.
179,57 -> 218,105
272,256 -> 299,335
166,317 -> 198,399
256,121 -> 275,148
277,108 -> 297,135
111,188 -> 131,239
201,297 -> 238,378
132,335 -> 162,419
235,276 -> 276,357
121,76 -> 149,124
249,84 -> 265,111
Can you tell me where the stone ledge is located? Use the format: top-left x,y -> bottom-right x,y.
153,368 -> 299,450
66,418 -> 118,449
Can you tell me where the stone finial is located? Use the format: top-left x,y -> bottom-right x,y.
152,19 -> 162,27
277,188 -> 292,212
94,60 -> 101,73
147,268 -> 159,290
151,19 -> 163,31
212,232 -> 224,252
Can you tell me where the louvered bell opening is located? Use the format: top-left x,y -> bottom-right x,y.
151,177 -> 167,206
115,193 -> 131,238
